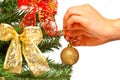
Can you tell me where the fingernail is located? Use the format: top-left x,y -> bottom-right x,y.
66,36 -> 70,41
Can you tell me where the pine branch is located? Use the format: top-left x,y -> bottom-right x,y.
38,28 -> 62,53
0,0 -> 23,24
0,0 -> 72,80
0,57 -> 72,80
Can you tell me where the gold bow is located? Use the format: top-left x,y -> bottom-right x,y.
0,23 -> 49,76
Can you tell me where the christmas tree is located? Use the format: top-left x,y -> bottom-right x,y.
0,0 -> 72,80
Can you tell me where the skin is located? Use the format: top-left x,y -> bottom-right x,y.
63,4 -> 120,46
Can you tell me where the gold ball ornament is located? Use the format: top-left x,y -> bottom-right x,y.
60,43 -> 79,65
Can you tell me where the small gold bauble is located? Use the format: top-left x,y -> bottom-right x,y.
60,43 -> 79,65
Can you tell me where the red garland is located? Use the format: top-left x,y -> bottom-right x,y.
18,0 -> 58,36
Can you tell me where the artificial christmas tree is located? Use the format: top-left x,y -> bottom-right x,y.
0,0 -> 72,80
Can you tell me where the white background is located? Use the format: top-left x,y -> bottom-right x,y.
47,0 -> 120,80
1,0 -> 120,80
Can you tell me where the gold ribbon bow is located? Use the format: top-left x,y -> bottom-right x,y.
0,23 -> 49,76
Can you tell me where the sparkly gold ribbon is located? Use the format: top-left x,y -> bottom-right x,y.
0,23 -> 49,76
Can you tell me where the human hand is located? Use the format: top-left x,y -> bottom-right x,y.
63,4 -> 114,46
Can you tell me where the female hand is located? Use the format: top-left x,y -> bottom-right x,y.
63,4 -> 114,46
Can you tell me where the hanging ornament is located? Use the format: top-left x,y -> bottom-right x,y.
60,43 -> 79,65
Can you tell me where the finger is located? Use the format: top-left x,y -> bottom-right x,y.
66,15 -> 88,29
63,25 -> 67,31
70,35 -> 93,46
63,4 -> 94,27
65,30 -> 85,37
63,8 -> 85,28
71,36 -> 85,46
83,31 -> 94,37
64,36 -> 71,42
64,23 -> 84,31
63,30 -> 94,42
64,26 -> 94,38
71,23 -> 85,30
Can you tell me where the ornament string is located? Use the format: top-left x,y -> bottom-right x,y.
18,0 -> 58,36
0,23 -> 49,76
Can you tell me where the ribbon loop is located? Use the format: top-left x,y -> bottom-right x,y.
22,43 -> 49,76
0,23 -> 49,76
18,0 -> 58,36
0,23 -> 18,41
21,26 -> 49,76
0,23 -> 22,73
3,39 -> 22,73
20,27 -> 43,45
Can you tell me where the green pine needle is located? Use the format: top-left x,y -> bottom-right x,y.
0,57 -> 72,80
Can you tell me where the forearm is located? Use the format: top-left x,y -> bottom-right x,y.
108,18 -> 120,41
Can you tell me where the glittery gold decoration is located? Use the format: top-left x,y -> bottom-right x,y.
60,43 -> 79,65
0,23 -> 49,76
